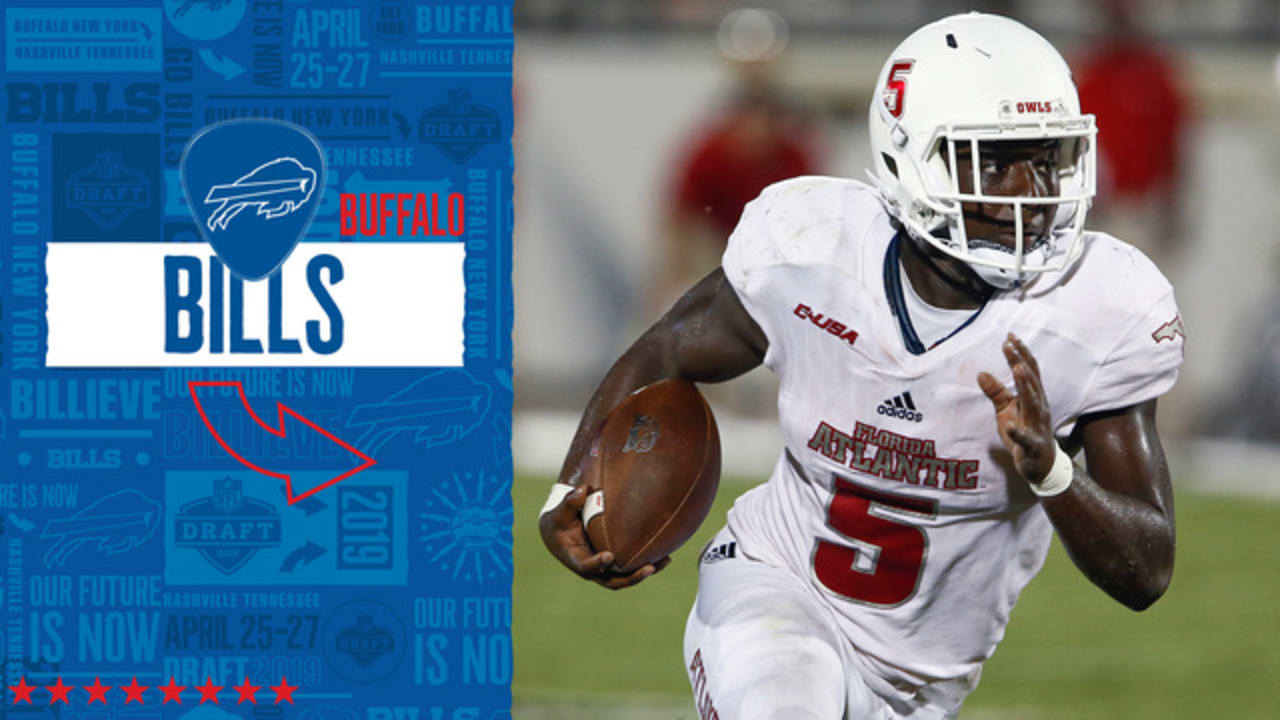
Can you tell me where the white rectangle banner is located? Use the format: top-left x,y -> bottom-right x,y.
46,242 -> 465,367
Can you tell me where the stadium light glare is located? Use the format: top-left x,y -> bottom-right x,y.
717,8 -> 789,63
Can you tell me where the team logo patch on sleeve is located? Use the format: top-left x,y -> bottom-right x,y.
180,119 -> 326,281
1151,314 -> 1186,344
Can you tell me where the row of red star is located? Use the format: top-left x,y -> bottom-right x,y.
8,676 -> 299,705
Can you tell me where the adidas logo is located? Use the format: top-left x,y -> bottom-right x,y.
877,391 -> 923,422
700,541 -> 736,565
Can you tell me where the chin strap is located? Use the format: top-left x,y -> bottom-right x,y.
864,169 -> 901,215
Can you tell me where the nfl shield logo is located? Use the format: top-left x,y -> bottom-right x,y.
213,476 -> 243,512
622,415 -> 660,454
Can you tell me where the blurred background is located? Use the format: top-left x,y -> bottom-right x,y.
511,1 -> 1280,718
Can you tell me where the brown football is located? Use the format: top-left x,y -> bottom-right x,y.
582,378 -> 721,574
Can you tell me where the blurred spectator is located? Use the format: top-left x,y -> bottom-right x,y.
653,9 -> 820,314
1075,0 -> 1190,267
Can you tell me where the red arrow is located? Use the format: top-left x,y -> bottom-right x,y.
188,381 -> 376,504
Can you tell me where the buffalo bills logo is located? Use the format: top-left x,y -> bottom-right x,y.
345,371 -> 491,455
40,489 -> 161,569
203,157 -> 317,232
181,119 -> 326,280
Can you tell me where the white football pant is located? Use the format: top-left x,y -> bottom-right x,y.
684,527 -> 964,720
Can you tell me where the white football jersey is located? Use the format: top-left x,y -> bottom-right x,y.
721,176 -> 1184,688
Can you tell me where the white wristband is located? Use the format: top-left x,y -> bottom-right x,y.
581,490 -> 605,530
539,483 -> 576,517
1032,445 -> 1075,497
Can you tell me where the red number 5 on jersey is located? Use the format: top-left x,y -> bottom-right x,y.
814,476 -> 937,607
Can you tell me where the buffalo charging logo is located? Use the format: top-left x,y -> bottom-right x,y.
40,489 -> 161,569
346,371 -> 491,455
180,119 -> 326,281
203,157 -> 318,232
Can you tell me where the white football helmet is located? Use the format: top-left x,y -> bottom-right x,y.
868,12 -> 1097,289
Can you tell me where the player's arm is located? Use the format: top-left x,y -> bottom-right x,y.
540,267 -> 767,589
979,334 -> 1174,611
1050,398 -> 1174,610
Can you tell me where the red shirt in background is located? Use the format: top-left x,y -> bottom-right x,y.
671,108 -> 817,238
1076,42 -> 1187,200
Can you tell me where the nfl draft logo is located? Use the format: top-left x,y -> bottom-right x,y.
418,88 -> 501,163
174,476 -> 282,575
323,599 -> 407,683
66,150 -> 151,230
335,615 -> 397,667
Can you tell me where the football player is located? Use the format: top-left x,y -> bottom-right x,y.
541,12 -> 1183,719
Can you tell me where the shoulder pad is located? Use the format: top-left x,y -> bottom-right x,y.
724,176 -> 886,277
1053,231 -> 1173,312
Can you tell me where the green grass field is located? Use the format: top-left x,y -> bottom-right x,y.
512,477 -> 1280,719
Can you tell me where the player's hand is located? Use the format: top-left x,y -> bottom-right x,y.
977,333 -> 1057,484
538,485 -> 670,590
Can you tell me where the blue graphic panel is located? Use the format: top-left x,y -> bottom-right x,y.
1,0 -> 513,716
